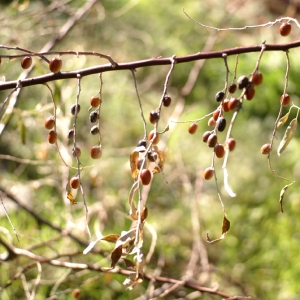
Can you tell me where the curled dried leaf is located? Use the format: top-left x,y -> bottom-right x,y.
279,181 -> 295,213
130,151 -> 139,180
152,146 -> 165,174
206,216 -> 230,244
277,118 -> 298,156
102,234 -> 120,243
277,111 -> 290,129
111,245 -> 123,268
66,182 -> 77,204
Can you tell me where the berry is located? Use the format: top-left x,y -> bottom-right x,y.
188,123 -> 198,134
90,125 -> 99,135
207,133 -> 218,148
21,56 -> 32,69
90,145 -> 102,159
245,85 -> 255,100
217,117 -> 226,132
222,98 -> 230,112
89,111 -> 99,123
237,76 -> 249,89
279,22 -> 291,37
68,129 -> 75,139
212,109 -> 221,121
261,143 -> 272,155
226,138 -> 236,151
44,116 -> 55,130
280,94 -> 290,106
250,71 -> 263,86
149,111 -> 160,124
147,151 -> 158,162
203,167 -> 214,180
71,104 -> 81,115
215,91 -> 225,102
214,144 -> 225,158
137,139 -> 147,148
72,147 -> 81,158
90,96 -> 101,107
48,130 -> 57,144
202,131 -> 211,143
49,57 -> 62,73
163,95 -> 172,107
208,117 -> 216,127
70,176 -> 80,189
148,130 -> 159,144
140,169 -> 152,185
72,289 -> 81,299
228,83 -> 237,94
228,97 -> 240,111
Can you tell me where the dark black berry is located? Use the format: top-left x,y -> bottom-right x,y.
237,76 -> 249,90
215,91 -> 225,102
68,129 -> 75,139
89,111 -> 99,123
71,104 -> 81,115
137,139 -> 147,148
90,125 -> 99,135
217,117 -> 226,132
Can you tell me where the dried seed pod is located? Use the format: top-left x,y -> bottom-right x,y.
90,125 -> 99,135
215,91 -> 225,102
237,76 -> 249,89
71,104 -> 81,115
89,111 -> 99,123
217,117 -> 226,132
207,133 -> 218,148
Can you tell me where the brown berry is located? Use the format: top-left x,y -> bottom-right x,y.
188,123 -> 198,134
149,111 -> 160,124
163,95 -> 171,107
215,91 -> 225,102
90,96 -> 101,107
68,129 -> 75,139
203,167 -> 214,180
72,147 -> 81,158
48,130 -> 57,144
250,71 -> 263,86
217,117 -> 226,132
44,116 -> 55,130
21,56 -> 32,69
137,139 -> 147,148
279,22 -> 291,37
214,144 -> 225,158
226,138 -> 236,151
148,130 -> 159,144
90,145 -> 102,159
147,151 -> 158,162
237,76 -> 249,89
70,176 -> 80,189
72,288 -> 81,299
208,117 -> 216,127
202,131 -> 211,143
280,94 -> 290,106
228,83 -> 237,94
245,85 -> 255,100
90,125 -> 99,135
261,143 -> 272,155
228,97 -> 240,111
49,57 -> 62,73
71,104 -> 81,115
140,169 -> 152,185
222,98 -> 230,112
207,133 -> 218,148
212,109 -> 221,121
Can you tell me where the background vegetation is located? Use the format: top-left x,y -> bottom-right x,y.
0,0 -> 300,299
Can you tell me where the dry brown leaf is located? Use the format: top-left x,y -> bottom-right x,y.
279,181 -> 295,213
277,118 -> 298,156
277,111 -> 290,129
152,146 -> 165,174
206,216 -> 230,244
141,207 -> 148,223
130,151 -> 139,179
124,259 -> 136,270
128,181 -> 139,220
102,234 -> 120,244
111,245 -> 123,268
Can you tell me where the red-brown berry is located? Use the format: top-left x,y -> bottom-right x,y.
228,83 -> 237,94
226,138 -> 236,152
212,109 -> 221,121
70,176 -> 80,189
140,169 -> 152,185
207,133 -> 218,148
68,129 -> 75,139
261,143 -> 272,155
214,144 -> 225,158
148,130 -> 159,144
49,57 -> 62,73
245,85 -> 255,100
202,131 -> 211,143
90,96 -> 101,107
44,116 -> 55,130
162,95 -> 172,107
48,130 -> 57,144
188,123 -> 198,134
279,22 -> 291,37
21,56 -> 32,69
250,71 -> 263,86
208,117 -> 216,127
228,97 -> 240,111
72,147 -> 81,158
237,76 -> 249,90
72,288 -> 81,299
280,94 -> 290,106
90,145 -> 102,159
222,98 -> 230,112
203,167 -> 214,180
149,111 -> 160,124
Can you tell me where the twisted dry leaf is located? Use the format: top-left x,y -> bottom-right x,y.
277,111 -> 290,129
206,216 -> 230,244
277,118 -> 298,156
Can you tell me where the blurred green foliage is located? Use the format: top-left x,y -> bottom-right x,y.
0,0 -> 300,299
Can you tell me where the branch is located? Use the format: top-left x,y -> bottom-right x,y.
1,41 -> 300,91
